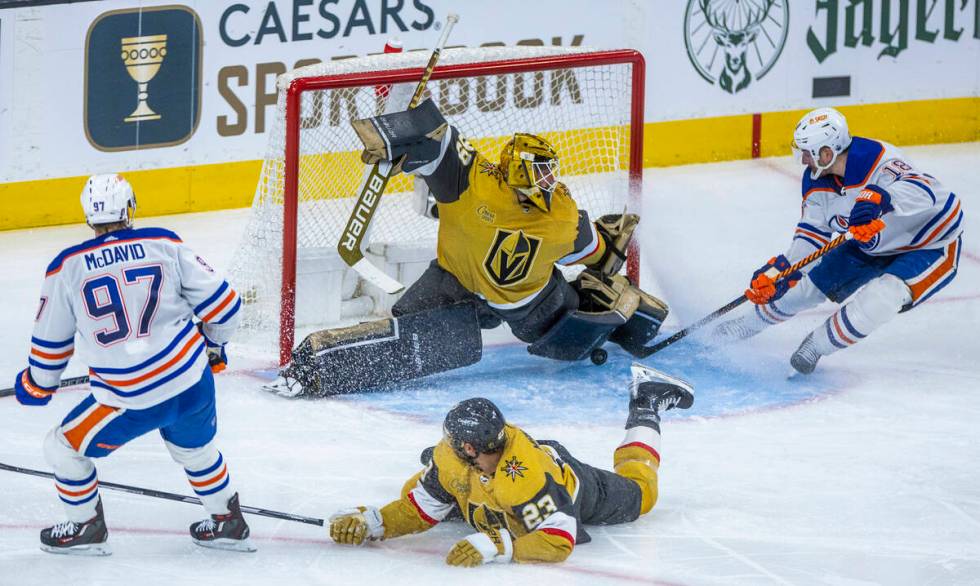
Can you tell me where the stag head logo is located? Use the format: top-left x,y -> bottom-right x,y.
684,0 -> 789,94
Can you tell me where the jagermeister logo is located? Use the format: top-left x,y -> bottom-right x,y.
684,0 -> 789,93
483,229 -> 541,287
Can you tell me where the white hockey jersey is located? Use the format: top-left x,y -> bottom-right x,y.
787,137 -> 963,262
28,227 -> 241,409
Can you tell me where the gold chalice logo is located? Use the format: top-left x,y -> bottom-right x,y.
120,34 -> 167,122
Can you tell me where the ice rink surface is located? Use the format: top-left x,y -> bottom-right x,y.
1,143 -> 978,585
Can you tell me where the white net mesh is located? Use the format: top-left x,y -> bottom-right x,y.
228,46 -> 640,358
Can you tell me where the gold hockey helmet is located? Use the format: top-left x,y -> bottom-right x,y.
499,133 -> 560,212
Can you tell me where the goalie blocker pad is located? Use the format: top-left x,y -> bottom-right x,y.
289,302 -> 482,396
351,98 -> 448,174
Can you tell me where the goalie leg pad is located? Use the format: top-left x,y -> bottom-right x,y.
288,302 -> 482,396
351,98 -> 448,174
527,308 -> 627,361
609,289 -> 669,357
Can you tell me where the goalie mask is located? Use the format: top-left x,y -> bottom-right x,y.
443,397 -> 506,465
791,107 -> 851,180
81,174 -> 137,228
499,133 -> 560,213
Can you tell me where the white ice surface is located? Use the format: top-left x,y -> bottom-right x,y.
1,143 -> 979,586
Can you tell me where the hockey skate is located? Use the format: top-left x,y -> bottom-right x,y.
627,363 -> 694,431
790,334 -> 822,375
262,371 -> 306,398
40,498 -> 111,556
190,493 -> 256,552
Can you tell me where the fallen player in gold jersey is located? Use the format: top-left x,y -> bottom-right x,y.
328,364 -> 694,566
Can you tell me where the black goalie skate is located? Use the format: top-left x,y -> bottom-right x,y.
40,498 -> 111,556
190,493 -> 256,552
627,363 -> 694,431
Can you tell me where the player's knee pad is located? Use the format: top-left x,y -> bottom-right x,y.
289,301 -> 483,396
164,439 -> 218,469
608,286 -> 669,357
43,427 -> 93,478
850,274 -> 911,325
527,308 -> 626,361
613,457 -> 659,515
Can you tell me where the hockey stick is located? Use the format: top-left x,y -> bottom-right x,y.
336,14 -> 459,294
0,374 -> 89,399
638,232 -> 853,358
0,461 -> 324,527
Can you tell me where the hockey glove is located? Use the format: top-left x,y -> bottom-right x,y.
848,186 -> 891,243
351,98 -> 449,175
329,506 -> 384,546
446,528 -> 513,567
14,368 -> 55,406
745,255 -> 801,305
197,323 -> 228,374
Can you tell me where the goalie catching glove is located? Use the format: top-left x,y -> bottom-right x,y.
592,213 -> 639,277
329,506 -> 385,545
351,98 -> 449,175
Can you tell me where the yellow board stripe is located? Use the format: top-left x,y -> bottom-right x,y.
2,96 -> 977,231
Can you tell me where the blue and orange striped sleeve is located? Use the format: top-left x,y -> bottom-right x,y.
177,244 -> 241,345
29,269 -> 77,389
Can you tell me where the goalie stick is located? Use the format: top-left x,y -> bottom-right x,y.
0,461 -> 324,527
336,14 -> 459,294
639,232 -> 854,358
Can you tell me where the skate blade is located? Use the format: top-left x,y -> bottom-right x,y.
630,362 -> 694,393
192,537 -> 257,553
261,377 -> 303,398
40,542 -> 112,556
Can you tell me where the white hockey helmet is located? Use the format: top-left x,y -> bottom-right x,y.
792,107 -> 852,179
81,173 -> 137,227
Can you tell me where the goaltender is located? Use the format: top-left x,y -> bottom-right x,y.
328,364 -> 693,565
269,98 -> 669,397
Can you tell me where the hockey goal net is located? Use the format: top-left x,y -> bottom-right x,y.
229,46 -> 645,365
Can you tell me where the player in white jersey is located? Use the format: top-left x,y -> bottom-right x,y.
13,174 -> 254,555
715,107 -> 963,374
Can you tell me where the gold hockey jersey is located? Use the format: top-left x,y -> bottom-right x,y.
420,128 -> 605,309
378,424 -> 582,563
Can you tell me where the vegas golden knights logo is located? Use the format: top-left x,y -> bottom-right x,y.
466,502 -> 507,532
483,229 -> 541,287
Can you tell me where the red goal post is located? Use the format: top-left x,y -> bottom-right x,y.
232,47 -> 646,365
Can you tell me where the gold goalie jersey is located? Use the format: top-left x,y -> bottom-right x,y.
418,127 -> 605,309
378,424 -> 582,563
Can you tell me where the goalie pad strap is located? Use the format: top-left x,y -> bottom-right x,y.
290,302 -> 482,396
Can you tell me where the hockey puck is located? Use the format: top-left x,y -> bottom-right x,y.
590,348 -> 608,365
